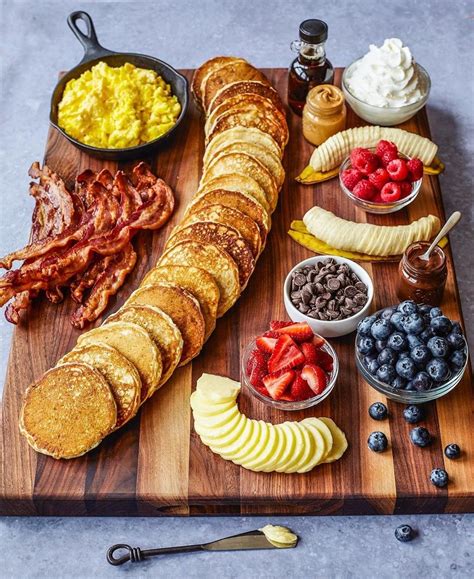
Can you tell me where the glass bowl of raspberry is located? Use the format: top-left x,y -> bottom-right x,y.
339,142 -> 423,214
241,321 -> 339,411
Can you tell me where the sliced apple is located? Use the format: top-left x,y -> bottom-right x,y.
260,425 -> 287,473
318,417 -> 348,462
241,422 -> 279,471
216,417 -> 255,460
275,422 -> 304,473
285,423 -> 313,474
302,417 -> 334,462
200,413 -> 246,450
193,408 -> 241,441
194,404 -> 239,429
191,392 -> 235,416
297,421 -> 326,473
227,420 -> 263,463
196,373 -> 240,403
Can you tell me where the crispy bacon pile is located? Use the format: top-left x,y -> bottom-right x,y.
0,162 -> 174,328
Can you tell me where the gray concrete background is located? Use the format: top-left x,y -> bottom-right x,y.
0,0 -> 473,577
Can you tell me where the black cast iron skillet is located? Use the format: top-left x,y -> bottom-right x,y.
50,11 -> 188,160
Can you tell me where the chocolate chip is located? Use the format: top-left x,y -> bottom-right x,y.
327,278 -> 341,291
298,303 -> 310,313
354,293 -> 368,306
293,273 -> 306,287
355,281 -> 367,292
321,292 -> 332,301
301,289 -> 312,304
291,291 -> 301,301
344,285 -> 358,298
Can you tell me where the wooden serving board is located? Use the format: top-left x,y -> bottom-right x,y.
1,69 -> 473,516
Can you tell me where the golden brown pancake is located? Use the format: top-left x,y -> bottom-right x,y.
208,80 -> 286,117
59,344 -> 141,428
141,266 -> 219,340
127,282 -> 205,366
20,362 -> 116,459
206,126 -> 282,159
158,240 -> 240,317
197,174 -> 270,214
107,304 -> 183,388
77,321 -> 162,402
191,56 -> 246,108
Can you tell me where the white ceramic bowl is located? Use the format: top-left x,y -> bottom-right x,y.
342,61 -> 431,126
284,256 -> 374,338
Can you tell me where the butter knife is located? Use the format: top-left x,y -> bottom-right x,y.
107,529 -> 298,566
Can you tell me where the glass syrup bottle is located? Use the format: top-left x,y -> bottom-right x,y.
288,19 -> 334,115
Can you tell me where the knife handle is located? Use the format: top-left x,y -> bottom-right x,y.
106,543 -> 204,565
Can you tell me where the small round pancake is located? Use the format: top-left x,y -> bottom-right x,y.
59,344 -> 141,428
142,266 -> 219,339
182,204 -> 261,257
208,80 -> 286,118
77,321 -> 162,402
127,282 -> 205,366
158,240 -> 240,317
187,188 -> 270,245
20,362 -> 116,459
202,152 -> 279,212
197,174 -> 270,214
202,60 -> 270,111
167,221 -> 255,289
107,304 -> 183,388
206,127 -> 282,159
192,56 -> 246,107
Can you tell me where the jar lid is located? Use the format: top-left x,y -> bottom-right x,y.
299,19 -> 328,44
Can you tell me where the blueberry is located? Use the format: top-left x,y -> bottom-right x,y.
378,348 -> 397,366
420,327 -> 434,343
429,307 -> 443,318
369,402 -> 388,421
368,431 -> 388,452
451,322 -> 462,335
376,364 -> 397,384
358,335 -> 375,355
410,426 -> 432,447
395,357 -> 417,380
387,332 -> 407,352
449,350 -> 466,371
397,300 -> 418,315
405,380 -> 416,391
419,304 -> 432,315
410,345 -> 431,367
401,313 -> 425,335
380,307 -> 397,320
364,356 -> 380,376
371,318 -> 393,340
358,315 -> 377,336
430,468 -> 449,488
427,336 -> 449,358
390,311 -> 405,332
398,351 -> 411,359
426,358 -> 450,382
444,443 -> 461,460
446,332 -> 466,351
395,524 -> 416,543
430,315 -> 452,336
392,376 -> 407,389
412,371 -> 433,391
375,339 -> 387,353
406,333 -> 423,349
403,405 -> 424,424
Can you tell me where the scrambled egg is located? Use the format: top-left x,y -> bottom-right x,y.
58,62 -> 181,149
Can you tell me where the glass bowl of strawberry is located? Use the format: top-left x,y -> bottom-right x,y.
339,140 -> 423,214
242,321 -> 339,410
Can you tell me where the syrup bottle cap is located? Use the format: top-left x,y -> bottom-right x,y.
299,19 -> 328,44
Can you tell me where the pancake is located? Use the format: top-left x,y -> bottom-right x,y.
202,152 -> 279,212
77,321 -> 162,402
20,362 -> 116,459
197,174 -> 270,214
187,188 -> 270,245
206,126 -> 282,159
158,240 -> 240,317
182,204 -> 261,257
127,282 -> 205,366
142,266 -> 219,340
107,304 -> 183,388
202,60 -> 270,111
192,56 -> 246,108
59,344 -> 141,428
167,221 -> 255,289
208,80 -> 286,118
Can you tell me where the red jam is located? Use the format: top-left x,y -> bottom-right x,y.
397,242 -> 447,305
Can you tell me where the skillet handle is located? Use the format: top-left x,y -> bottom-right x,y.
67,11 -> 114,63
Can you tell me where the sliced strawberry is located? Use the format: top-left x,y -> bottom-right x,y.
301,364 -> 328,396
267,334 -> 293,372
313,349 -> 334,372
274,322 -> 313,342
312,334 -> 325,348
301,342 -> 318,364
262,330 -> 279,338
268,337 -> 305,373
254,383 -> 271,397
279,394 -> 295,402
255,336 -> 277,354
290,373 -> 315,401
248,348 -> 268,388
269,320 -> 293,330
263,370 -> 294,400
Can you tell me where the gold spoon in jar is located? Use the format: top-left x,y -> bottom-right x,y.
419,211 -> 462,261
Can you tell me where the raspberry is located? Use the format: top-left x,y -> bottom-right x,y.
400,181 -> 413,198
407,158 -> 423,181
381,182 -> 402,202
341,168 -> 363,191
353,179 -> 377,201
368,168 -> 390,191
352,150 -> 380,175
373,193 -> 383,203
386,158 -> 409,181
376,140 -> 398,166
350,147 -> 369,167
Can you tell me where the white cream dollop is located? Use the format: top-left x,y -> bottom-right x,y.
346,38 -> 425,107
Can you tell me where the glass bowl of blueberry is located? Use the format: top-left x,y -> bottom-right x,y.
355,300 -> 469,403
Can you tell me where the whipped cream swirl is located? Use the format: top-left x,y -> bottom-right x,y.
346,38 -> 425,107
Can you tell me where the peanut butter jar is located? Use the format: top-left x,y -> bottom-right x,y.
302,84 -> 346,146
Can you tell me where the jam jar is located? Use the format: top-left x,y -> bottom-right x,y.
397,241 -> 448,305
302,84 -> 346,145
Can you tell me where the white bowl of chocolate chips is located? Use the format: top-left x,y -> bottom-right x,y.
284,256 -> 374,338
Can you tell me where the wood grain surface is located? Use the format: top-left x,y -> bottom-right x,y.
0,69 -> 472,516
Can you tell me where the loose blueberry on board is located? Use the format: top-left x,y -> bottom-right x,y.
412,371 -> 432,391
395,357 -> 417,380
410,426 -> 432,447
371,318 -> 393,340
358,335 -> 375,355
446,332 -> 466,351
429,307 -> 443,319
368,431 -> 388,452
444,443 -> 461,459
403,405 -> 424,424
390,312 -> 405,332
375,339 -> 387,353
427,336 -> 449,358
387,332 -> 407,352
410,345 -> 431,367
430,468 -> 449,488
430,315 -> 452,336
395,524 -> 416,543
426,358 -> 450,382
357,315 -> 377,336
392,376 -> 407,389
378,348 -> 397,366
369,402 -> 388,420
376,364 -> 397,384
397,300 -> 418,315
449,350 -> 466,371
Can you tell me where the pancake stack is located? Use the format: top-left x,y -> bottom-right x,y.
20,56 -> 288,459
